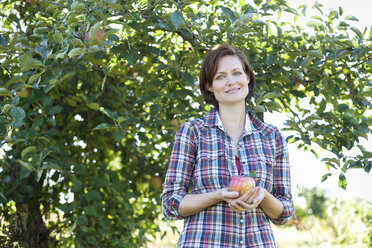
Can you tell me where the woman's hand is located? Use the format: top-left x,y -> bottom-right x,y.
228,186 -> 267,213
219,187 -> 240,203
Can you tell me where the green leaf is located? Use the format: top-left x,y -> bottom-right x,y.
8,33 -> 19,49
6,76 -> 24,87
21,146 -> 37,159
253,105 -> 265,112
221,7 -> 236,23
59,202 -> 75,213
255,92 -> 281,105
291,69 -> 304,81
71,176 -> 83,192
16,160 -> 33,171
113,130 -> 126,142
68,48 -> 87,58
78,215 -> 88,232
0,88 -> 11,97
0,34 -> 7,47
338,173 -> 347,190
47,117 -> 57,126
122,48 -> 139,65
262,101 -> 282,112
171,11 -> 183,29
321,173 -> 332,182
345,16 -> 359,21
350,27 -> 363,40
337,103 -> 349,112
19,54 -> 42,72
0,191 -> 7,201
306,50 -> 323,59
1,104 -> 12,115
182,72 -> 194,84
53,31 -> 64,44
85,189 -> 102,201
94,122 -> 112,130
84,205 -> 99,217
88,102 -> 100,110
317,99 -> 326,114
248,171 -> 256,177
49,105 -> 63,115
27,71 -> 44,85
338,6 -> 344,16
290,90 -> 307,98
10,106 -> 26,126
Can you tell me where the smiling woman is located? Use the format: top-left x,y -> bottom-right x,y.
161,44 -> 294,247
209,55 -> 250,106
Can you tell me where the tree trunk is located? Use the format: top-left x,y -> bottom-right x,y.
15,178 -> 50,248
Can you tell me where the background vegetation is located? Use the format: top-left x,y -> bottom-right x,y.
0,0 -> 371,247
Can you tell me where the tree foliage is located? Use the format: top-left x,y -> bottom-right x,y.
293,186 -> 372,247
0,0 -> 371,246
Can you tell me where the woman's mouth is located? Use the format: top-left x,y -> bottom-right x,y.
225,88 -> 240,94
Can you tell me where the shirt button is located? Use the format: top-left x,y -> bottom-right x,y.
240,240 -> 244,245
240,219 -> 244,223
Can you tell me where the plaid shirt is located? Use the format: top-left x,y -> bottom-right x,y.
161,107 -> 294,248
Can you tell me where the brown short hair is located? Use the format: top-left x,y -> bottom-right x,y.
199,44 -> 256,106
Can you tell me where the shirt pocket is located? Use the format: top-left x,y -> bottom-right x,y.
192,150 -> 228,193
253,156 -> 274,192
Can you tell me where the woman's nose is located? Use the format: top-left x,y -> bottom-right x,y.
226,75 -> 235,85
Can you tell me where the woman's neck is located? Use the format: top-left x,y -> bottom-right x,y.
218,102 -> 246,130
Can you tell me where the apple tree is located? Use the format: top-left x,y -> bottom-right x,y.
0,0 -> 371,247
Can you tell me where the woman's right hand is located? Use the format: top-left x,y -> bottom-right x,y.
219,188 -> 240,203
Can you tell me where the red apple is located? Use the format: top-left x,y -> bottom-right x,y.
229,175 -> 255,196
84,28 -> 104,42
18,88 -> 30,98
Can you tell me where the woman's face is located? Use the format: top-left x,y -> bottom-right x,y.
209,55 -> 250,106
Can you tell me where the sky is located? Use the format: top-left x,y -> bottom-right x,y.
266,0 -> 372,202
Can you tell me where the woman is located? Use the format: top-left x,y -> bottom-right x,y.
161,44 -> 294,247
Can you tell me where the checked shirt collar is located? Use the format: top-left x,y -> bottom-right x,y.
204,107 -> 254,137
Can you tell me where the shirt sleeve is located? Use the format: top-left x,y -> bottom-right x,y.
161,122 -> 196,220
270,127 -> 294,225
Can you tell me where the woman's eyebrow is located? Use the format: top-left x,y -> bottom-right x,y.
216,68 -> 242,74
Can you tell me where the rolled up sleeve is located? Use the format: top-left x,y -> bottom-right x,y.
270,128 -> 294,225
161,123 -> 196,220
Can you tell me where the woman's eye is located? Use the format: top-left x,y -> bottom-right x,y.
234,71 -> 242,75
216,75 -> 224,80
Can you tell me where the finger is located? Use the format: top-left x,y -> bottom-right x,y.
244,188 -> 259,203
228,191 -> 240,198
236,200 -> 256,210
240,188 -> 256,202
221,189 -> 240,200
229,201 -> 245,212
247,191 -> 260,204
252,191 -> 265,205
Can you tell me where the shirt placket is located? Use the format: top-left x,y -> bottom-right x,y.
237,137 -> 247,247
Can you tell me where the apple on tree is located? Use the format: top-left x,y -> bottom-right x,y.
149,175 -> 162,188
18,88 -> 30,98
84,28 -> 104,42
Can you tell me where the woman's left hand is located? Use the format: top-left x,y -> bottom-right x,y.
228,186 -> 267,213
